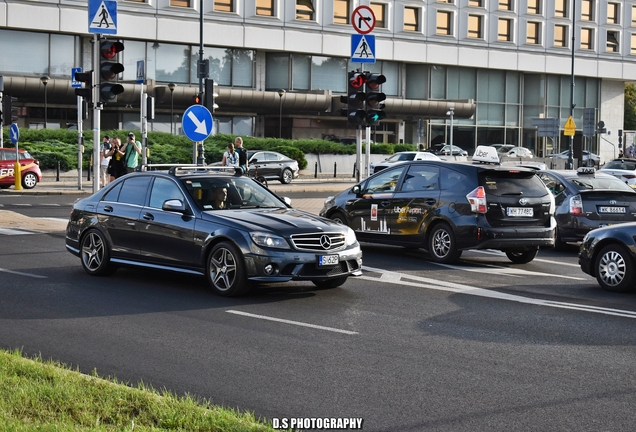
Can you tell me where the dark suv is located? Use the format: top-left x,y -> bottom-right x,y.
320,148 -> 555,264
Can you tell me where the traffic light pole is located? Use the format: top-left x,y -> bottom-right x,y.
93,33 -> 101,193
365,125 -> 371,179
77,95 -> 84,190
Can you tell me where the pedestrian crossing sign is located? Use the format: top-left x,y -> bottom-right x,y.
351,34 -> 376,63
89,0 -> 118,35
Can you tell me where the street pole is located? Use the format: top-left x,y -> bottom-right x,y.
168,82 -> 176,134
447,107 -> 454,147
568,0 -> 576,170
40,75 -> 50,128
278,89 -> 286,138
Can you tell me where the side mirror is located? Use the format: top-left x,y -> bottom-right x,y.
352,185 -> 361,195
163,199 -> 187,213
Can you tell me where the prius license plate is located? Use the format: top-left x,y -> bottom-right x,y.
507,207 -> 533,217
317,254 -> 339,267
599,206 -> 625,214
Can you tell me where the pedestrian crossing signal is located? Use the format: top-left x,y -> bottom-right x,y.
74,70 -> 94,104
193,93 -> 203,105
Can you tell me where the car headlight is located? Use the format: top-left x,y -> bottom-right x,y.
345,227 -> 358,246
250,232 -> 290,249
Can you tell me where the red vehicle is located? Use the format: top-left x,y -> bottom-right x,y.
0,148 -> 42,189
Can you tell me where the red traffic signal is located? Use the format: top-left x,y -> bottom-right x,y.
193,93 -> 202,104
99,39 -> 125,103
366,73 -> 386,90
349,72 -> 367,89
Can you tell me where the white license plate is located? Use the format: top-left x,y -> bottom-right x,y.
317,254 -> 339,267
507,207 -> 533,217
599,206 -> 626,214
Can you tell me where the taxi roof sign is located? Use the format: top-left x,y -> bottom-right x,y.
472,146 -> 500,164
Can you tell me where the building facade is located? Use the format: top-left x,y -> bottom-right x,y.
0,0 -> 634,163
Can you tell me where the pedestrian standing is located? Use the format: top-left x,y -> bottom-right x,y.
222,142 -> 239,167
234,137 -> 248,174
99,135 -> 111,187
125,132 -> 142,173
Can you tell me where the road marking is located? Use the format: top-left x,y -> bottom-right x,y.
362,265 -> 636,319
0,268 -> 47,278
430,262 -> 586,280
0,228 -> 42,235
226,310 -> 358,335
472,249 -> 580,267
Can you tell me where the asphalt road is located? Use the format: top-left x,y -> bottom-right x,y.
2,193 -> 636,430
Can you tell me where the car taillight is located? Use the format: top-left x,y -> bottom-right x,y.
623,174 -> 636,179
466,186 -> 487,214
569,194 -> 583,215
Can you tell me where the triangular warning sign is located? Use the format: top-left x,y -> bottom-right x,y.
564,116 -> 576,129
353,35 -> 374,60
90,1 -> 116,30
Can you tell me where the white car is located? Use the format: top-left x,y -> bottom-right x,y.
599,158 -> 636,189
370,151 -> 441,174
504,147 -> 534,158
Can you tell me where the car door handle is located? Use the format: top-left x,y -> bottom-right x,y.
142,212 -> 154,221
425,199 -> 437,205
104,206 -> 113,212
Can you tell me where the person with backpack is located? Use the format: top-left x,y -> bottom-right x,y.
234,137 -> 248,174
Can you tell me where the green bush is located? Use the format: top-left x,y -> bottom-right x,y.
2,128 -> 420,171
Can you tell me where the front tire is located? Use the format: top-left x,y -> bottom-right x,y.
329,211 -> 348,226
506,248 -> 539,264
595,244 -> 636,292
312,276 -> 348,289
22,172 -> 38,189
208,241 -> 249,297
428,223 -> 461,263
80,230 -> 114,276
280,168 -> 293,184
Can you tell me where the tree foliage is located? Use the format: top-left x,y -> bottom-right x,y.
625,84 -> 636,131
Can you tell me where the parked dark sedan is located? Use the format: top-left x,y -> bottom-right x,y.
66,166 -> 362,297
320,146 -> 556,264
537,167 -> 636,249
247,150 -> 299,184
579,223 -> 636,292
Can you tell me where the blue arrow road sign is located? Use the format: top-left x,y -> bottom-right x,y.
89,0 -> 117,35
182,105 -> 213,142
10,124 -> 19,145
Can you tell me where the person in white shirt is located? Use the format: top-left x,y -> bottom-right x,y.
221,142 -> 239,167
99,135 -> 111,186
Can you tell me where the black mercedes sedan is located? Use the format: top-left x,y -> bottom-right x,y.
319,147 -> 556,264
537,167 -> 636,249
579,222 -> 636,292
66,166 -> 362,297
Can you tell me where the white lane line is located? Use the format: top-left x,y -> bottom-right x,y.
0,268 -> 47,278
361,265 -> 636,319
226,310 -> 358,335
0,228 -> 39,235
430,262 -> 586,280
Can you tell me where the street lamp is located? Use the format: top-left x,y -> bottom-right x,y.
40,75 -> 50,128
278,89 -> 286,138
168,82 -> 176,134
446,107 -> 454,148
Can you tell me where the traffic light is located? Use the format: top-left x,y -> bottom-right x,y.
345,71 -> 367,126
74,70 -> 93,103
193,93 -> 203,105
204,79 -> 218,112
365,73 -> 386,125
3,95 -> 18,124
99,39 -> 124,103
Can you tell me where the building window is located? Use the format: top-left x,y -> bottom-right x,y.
170,0 -> 190,6
371,3 -> 385,28
296,0 -> 314,20
607,31 -> 619,52
608,3 -> 619,24
468,15 -> 482,38
438,0 -> 453,3
528,0 -> 540,15
498,18 -> 512,41
631,33 -> 636,54
555,0 -> 567,18
499,0 -> 512,12
214,0 -> 233,12
404,7 -> 420,32
436,11 -> 452,35
633,6 -> 636,27
581,28 -> 594,50
581,0 -> 594,21
334,0 -> 350,24
554,24 -> 567,47
527,22 -> 540,44
469,0 -> 482,6
256,0 -> 274,16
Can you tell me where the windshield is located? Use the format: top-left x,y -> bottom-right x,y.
603,160 -> 636,170
387,153 -> 415,162
184,177 -> 287,210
